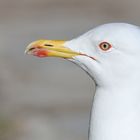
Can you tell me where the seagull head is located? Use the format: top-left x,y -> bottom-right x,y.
25,23 -> 140,86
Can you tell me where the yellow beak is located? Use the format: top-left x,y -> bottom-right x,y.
25,40 -> 80,59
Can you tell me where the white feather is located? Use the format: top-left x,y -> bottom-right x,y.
65,23 -> 140,140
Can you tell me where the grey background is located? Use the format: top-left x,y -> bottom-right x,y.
0,0 -> 140,140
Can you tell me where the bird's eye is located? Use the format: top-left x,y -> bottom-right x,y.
99,42 -> 112,51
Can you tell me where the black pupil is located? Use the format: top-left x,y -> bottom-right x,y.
103,44 -> 108,49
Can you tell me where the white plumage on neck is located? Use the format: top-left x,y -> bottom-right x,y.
65,23 -> 140,140
89,86 -> 140,140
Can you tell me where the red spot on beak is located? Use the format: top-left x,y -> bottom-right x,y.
32,49 -> 49,58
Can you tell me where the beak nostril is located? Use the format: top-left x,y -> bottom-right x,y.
44,44 -> 53,47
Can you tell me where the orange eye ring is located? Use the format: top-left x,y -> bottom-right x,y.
99,42 -> 112,51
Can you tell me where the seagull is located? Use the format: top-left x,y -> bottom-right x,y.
25,23 -> 140,140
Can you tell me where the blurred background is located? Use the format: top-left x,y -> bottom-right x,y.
0,0 -> 140,140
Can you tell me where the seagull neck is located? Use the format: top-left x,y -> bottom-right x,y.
89,85 -> 140,140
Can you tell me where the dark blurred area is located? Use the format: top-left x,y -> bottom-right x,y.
0,0 -> 140,140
